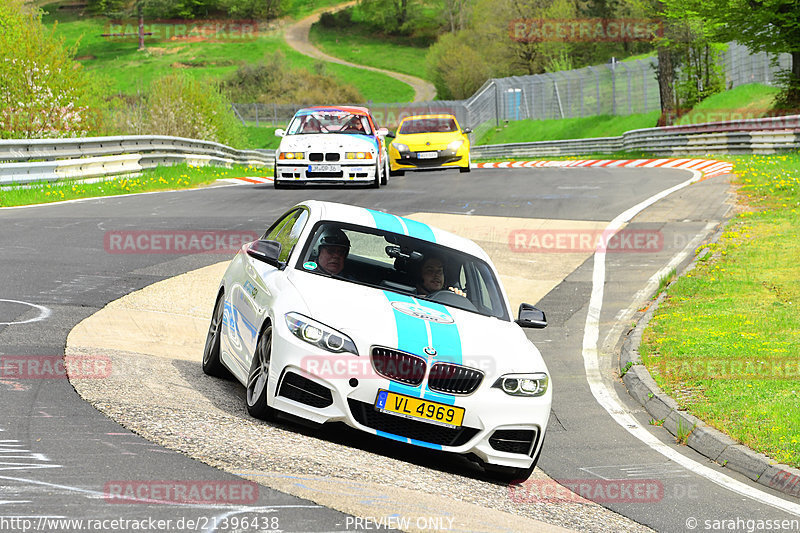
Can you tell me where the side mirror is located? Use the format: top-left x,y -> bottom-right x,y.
246,239 -> 283,267
516,303 -> 547,329
463,127 -> 473,134
274,129 -> 285,137
376,127 -> 389,137
385,131 -> 396,139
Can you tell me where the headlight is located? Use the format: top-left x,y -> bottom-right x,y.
493,373 -> 548,397
393,143 -> 409,152
285,312 -> 358,355
278,152 -> 304,160
446,140 -> 464,151
345,152 -> 373,159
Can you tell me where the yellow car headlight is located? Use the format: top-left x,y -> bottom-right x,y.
346,152 -> 373,159
392,143 -> 409,152
279,152 -> 304,160
446,140 -> 464,151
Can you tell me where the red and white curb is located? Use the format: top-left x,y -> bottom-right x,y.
218,176 -> 273,185
476,158 -> 734,180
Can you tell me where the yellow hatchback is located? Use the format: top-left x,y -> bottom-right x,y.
388,114 -> 471,176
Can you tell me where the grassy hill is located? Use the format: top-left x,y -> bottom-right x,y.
40,2 -> 414,102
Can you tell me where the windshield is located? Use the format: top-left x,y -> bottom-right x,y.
399,117 -> 458,134
296,222 -> 510,321
287,111 -> 372,135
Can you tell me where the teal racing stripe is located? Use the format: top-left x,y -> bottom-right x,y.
383,291 -> 427,398
402,218 -> 436,242
381,292 -> 464,406
366,209 -> 436,243
416,300 -> 462,404
367,209 -> 404,234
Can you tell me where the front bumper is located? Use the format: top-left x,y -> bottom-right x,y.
266,327 -> 551,468
389,149 -> 468,171
275,162 -> 377,184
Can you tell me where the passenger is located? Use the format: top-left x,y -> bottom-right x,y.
415,255 -> 465,297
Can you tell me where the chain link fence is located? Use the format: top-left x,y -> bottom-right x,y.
233,43 -> 792,143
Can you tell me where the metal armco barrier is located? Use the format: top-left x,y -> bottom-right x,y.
0,135 -> 275,185
473,114 -> 800,159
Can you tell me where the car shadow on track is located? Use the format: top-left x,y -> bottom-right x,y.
174,358 -> 508,484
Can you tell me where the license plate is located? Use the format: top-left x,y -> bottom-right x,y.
374,390 -> 464,428
308,164 -> 338,172
417,151 -> 438,159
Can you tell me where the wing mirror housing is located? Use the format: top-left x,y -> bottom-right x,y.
377,127 -> 390,137
274,128 -> 285,137
516,303 -> 547,329
463,127 -> 473,134
246,239 -> 283,267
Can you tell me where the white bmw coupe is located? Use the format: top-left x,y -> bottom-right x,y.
203,201 -> 552,480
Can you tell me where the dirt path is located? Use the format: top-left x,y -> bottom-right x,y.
284,2 -> 436,103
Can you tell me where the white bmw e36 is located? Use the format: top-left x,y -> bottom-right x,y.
202,200 -> 552,480
272,106 -> 390,189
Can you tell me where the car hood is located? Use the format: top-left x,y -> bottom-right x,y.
289,271 -> 547,377
279,134 -> 377,152
394,132 -> 465,151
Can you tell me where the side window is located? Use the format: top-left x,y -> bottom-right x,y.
281,210 -> 309,262
263,209 -> 308,263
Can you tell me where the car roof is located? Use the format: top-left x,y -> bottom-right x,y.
296,106 -> 370,116
298,200 -> 488,260
401,114 -> 457,122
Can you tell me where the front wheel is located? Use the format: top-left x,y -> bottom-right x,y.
370,162 -> 380,188
459,153 -> 471,173
380,157 -> 389,186
202,292 -> 229,378
246,323 -> 276,420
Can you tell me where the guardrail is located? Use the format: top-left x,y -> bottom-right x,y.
0,135 -> 275,185
473,114 -> 800,158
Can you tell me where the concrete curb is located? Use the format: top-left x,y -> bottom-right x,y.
618,242 -> 800,499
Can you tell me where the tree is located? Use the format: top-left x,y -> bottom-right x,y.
667,0 -> 800,107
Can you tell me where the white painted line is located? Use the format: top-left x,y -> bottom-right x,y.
0,299 -> 51,325
581,170 -> 800,516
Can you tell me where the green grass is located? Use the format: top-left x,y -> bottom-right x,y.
282,0 -> 348,19
41,3 -> 413,102
243,126 -> 281,149
0,163 -> 266,207
639,153 -> 800,466
675,84 -> 781,125
476,112 -> 660,145
309,22 -> 432,82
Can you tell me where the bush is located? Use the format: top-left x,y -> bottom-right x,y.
426,33 -> 490,100
0,1 -> 106,138
222,51 -> 363,105
115,73 -> 245,147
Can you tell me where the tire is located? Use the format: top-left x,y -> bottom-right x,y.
202,292 -> 230,378
380,157 -> 388,186
246,323 -> 276,420
389,168 -> 405,177
371,162 -> 380,188
459,153 -> 471,173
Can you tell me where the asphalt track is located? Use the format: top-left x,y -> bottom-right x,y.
1,167 -> 799,532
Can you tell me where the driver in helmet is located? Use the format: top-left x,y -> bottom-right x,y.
316,228 -> 350,276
